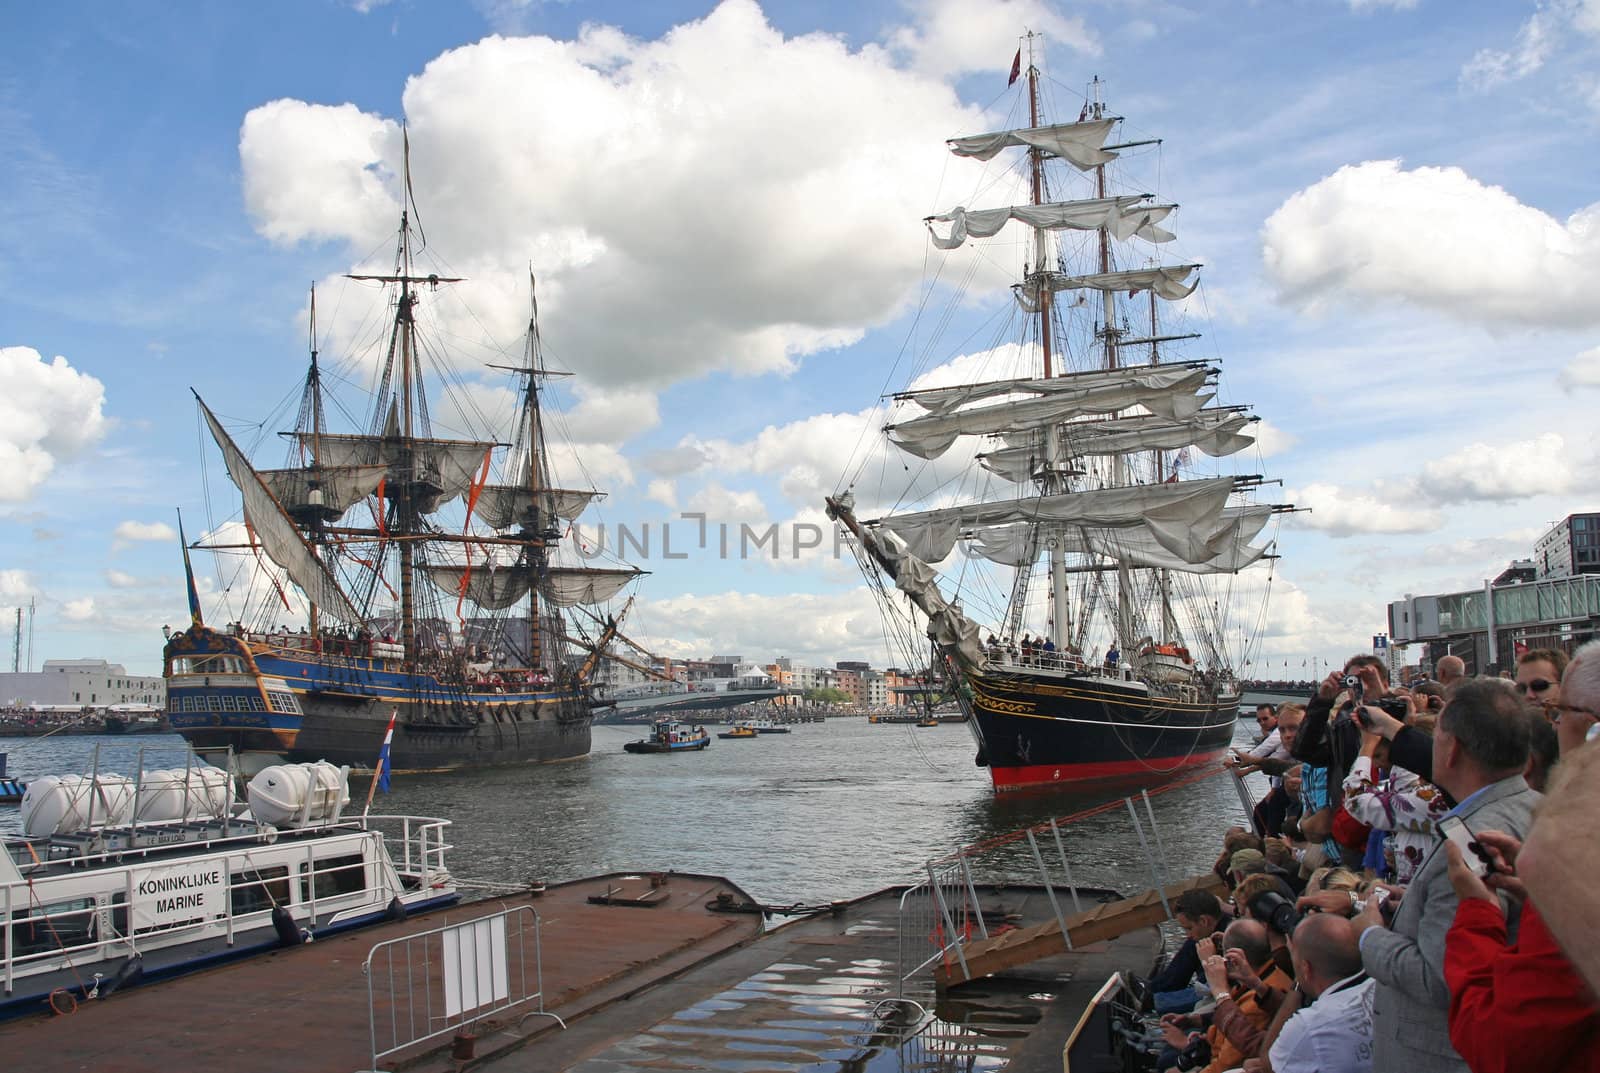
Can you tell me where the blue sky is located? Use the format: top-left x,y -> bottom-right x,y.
3,0 -> 1598,677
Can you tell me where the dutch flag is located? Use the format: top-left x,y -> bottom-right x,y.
376,710 -> 397,793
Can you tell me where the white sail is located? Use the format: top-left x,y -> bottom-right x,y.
1017,265 -> 1201,312
867,529 -> 986,666
948,118 -> 1118,170
539,567 -> 642,607
886,367 -> 1212,460
980,410 -> 1255,480
873,476 -> 1237,564
927,197 -> 1176,250
259,463 -> 389,517
294,432 -> 495,513
969,504 -> 1274,573
200,402 -> 365,625
475,486 -> 601,530
898,362 -> 1205,416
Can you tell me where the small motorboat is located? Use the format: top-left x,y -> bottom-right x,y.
625,720 -> 711,753
916,716 -> 940,728
747,718 -> 790,735
718,723 -> 758,739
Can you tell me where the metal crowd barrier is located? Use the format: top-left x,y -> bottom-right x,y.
363,904 -> 563,1070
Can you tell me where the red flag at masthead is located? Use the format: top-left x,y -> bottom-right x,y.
1008,48 -> 1022,86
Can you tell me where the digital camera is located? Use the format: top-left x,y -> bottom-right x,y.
1248,890 -> 1302,937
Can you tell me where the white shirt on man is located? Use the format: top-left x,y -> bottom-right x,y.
1246,727 -> 1290,788
1267,973 -> 1375,1073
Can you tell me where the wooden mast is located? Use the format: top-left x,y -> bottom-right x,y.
524,271 -> 545,677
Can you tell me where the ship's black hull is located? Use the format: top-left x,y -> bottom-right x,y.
960,667 -> 1236,792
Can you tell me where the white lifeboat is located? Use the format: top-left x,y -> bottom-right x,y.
19,774 -> 137,838
132,766 -> 235,823
246,762 -> 350,827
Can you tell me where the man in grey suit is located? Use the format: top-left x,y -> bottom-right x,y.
1354,678 -> 1539,1072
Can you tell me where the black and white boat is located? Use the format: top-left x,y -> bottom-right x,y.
1,753 -> 456,1017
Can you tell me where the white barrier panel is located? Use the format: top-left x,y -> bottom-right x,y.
442,914 -> 508,1018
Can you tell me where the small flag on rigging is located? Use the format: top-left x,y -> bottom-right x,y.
1007,47 -> 1022,86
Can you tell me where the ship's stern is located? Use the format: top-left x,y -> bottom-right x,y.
164,626 -> 300,763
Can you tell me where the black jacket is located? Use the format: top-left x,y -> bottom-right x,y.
1291,689 -> 1435,788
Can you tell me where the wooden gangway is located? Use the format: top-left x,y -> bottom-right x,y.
935,871 -> 1227,988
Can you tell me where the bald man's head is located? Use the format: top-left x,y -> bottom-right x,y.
1290,912 -> 1364,998
1437,655 -> 1466,685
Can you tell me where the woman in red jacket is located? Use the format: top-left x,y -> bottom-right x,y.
1443,828 -> 1600,1072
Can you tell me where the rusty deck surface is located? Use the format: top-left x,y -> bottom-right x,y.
0,872 -> 766,1072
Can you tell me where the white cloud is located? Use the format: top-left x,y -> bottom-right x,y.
630,587 -> 900,665
62,597 -> 96,622
1459,0 -> 1593,90
1250,418 -> 1297,458
112,520 -> 178,548
1262,160 -> 1600,328
1284,482 -> 1442,537
1349,0 -> 1418,9
0,570 -> 37,601
886,0 -> 1100,77
1420,432 -> 1576,503
0,347 -> 109,502
104,570 -> 140,589
1558,345 -> 1600,389
238,1 -> 996,393
645,479 -> 678,509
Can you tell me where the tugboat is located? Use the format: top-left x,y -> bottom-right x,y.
717,722 -> 758,740
624,720 -> 711,754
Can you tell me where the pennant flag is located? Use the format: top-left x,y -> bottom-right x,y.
1008,47 -> 1022,86
376,710 -> 397,793
177,509 -> 203,627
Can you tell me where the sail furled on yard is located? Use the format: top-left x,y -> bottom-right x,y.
948,118 -> 1118,170
886,366 -> 1213,460
979,410 -> 1255,480
423,562 -> 642,610
926,197 -> 1176,250
259,464 -> 389,517
199,401 -> 365,625
872,476 -> 1238,564
967,504 -> 1274,574
293,432 -> 496,513
1016,265 -> 1201,312
475,486 -> 602,530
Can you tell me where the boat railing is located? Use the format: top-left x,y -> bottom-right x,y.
363,815 -> 453,883
2,829 -> 409,994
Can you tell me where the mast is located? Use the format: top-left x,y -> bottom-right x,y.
524,272 -> 546,675
1088,75 -> 1132,652
306,286 -> 322,641
1151,288 -> 1176,643
1023,33 -> 1072,655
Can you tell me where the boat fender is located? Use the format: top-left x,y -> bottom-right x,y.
974,749 -> 988,767
270,905 -> 303,947
386,896 -> 408,923
100,954 -> 145,997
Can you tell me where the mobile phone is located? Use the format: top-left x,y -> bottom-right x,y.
1438,815 -> 1494,878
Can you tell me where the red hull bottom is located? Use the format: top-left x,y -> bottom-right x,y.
988,746 -> 1231,792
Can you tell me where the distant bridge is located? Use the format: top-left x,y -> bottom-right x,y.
592,686 -> 800,723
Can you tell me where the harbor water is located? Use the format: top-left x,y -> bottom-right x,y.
0,714 -> 1274,905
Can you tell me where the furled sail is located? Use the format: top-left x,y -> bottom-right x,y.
968,504 -> 1274,573
259,464 -> 389,517
293,432 -> 495,513
199,400 -> 365,625
475,486 -> 601,530
864,528 -> 986,667
980,410 -> 1255,480
1016,265 -> 1201,313
872,476 -> 1237,564
423,562 -> 642,610
896,362 -> 1207,415
948,118 -> 1118,170
927,197 -> 1176,250
886,367 -> 1212,460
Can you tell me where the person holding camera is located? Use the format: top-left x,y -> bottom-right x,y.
1342,719 -> 1450,883
1354,680 -> 1539,1072
1159,920 -> 1287,1072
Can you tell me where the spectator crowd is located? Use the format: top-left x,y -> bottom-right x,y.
1136,640 -> 1600,1073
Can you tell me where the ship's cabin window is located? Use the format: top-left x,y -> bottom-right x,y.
10,898 -> 97,957
230,865 -> 291,916
300,853 -> 367,901
171,654 -> 247,675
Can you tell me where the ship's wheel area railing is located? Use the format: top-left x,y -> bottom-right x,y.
896,764 -> 1246,996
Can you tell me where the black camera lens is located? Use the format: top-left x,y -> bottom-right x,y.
1340,674 -> 1360,688
1248,890 -> 1302,936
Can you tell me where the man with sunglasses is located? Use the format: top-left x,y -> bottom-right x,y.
1514,648 -> 1568,710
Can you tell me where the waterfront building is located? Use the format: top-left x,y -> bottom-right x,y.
1388,573 -> 1600,675
0,658 -> 165,709
1534,513 -> 1600,579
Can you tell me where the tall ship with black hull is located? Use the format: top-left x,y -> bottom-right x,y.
827,41 -> 1292,792
164,170 -> 644,773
